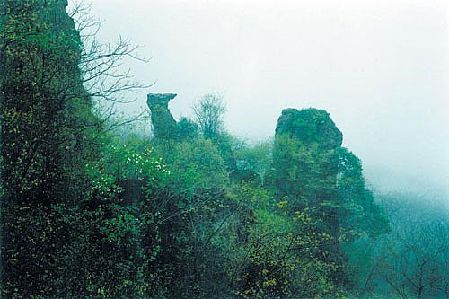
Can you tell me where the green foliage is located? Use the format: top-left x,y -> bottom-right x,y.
227,183 -> 344,298
270,135 -> 339,201
70,136 -> 171,297
158,138 -> 229,196
234,140 -> 272,185
0,0 -> 101,296
0,2 -> 395,298
337,148 -> 390,239
346,194 -> 449,298
177,117 -> 199,140
268,109 -> 390,295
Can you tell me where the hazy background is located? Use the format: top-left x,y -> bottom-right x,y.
82,0 -> 449,197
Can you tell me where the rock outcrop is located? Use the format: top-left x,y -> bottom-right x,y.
272,108 -> 343,198
273,108 -> 345,277
147,93 -> 199,141
275,108 -> 343,150
147,93 -> 178,139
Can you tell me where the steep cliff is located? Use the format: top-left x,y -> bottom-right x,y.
272,107 -> 345,284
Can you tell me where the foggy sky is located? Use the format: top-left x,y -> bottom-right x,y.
82,0 -> 449,196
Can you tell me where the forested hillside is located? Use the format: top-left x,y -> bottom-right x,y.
0,1 -> 447,298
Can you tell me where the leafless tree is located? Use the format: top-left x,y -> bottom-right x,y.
369,196 -> 449,299
192,93 -> 226,139
69,1 -> 152,131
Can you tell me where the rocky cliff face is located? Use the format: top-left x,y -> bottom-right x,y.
147,93 -> 178,139
275,108 -> 343,150
273,108 -> 343,211
273,108 -> 345,280
272,108 -> 343,199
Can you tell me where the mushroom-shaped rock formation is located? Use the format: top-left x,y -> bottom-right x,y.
147,93 -> 178,139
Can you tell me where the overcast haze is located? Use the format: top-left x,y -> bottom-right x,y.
83,0 -> 449,196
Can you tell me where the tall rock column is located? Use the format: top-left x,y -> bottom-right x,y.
272,108 -> 345,286
272,108 -> 342,201
147,93 -> 178,140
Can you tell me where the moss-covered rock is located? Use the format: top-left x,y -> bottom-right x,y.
147,93 -> 178,140
275,108 -> 343,150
